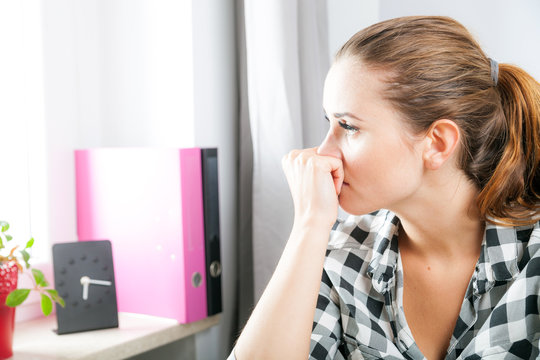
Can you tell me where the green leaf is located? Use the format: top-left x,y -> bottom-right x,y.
5,289 -> 31,307
0,238 -> 3,249
45,289 -> 65,307
25,238 -> 34,249
31,268 -> 48,287
40,293 -> 53,316
6,235 -> 13,242
0,221 -> 9,232
21,250 -> 31,269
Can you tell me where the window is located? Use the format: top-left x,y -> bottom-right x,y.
0,1 -> 49,320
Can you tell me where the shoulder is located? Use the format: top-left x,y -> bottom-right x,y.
520,220 -> 540,244
518,220 -> 539,249
463,221 -> 540,357
498,220 -> 540,271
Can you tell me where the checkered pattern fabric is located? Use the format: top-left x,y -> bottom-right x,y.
310,210 -> 540,359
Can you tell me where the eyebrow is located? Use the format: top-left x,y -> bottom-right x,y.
333,112 -> 365,123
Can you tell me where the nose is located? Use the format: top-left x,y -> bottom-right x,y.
317,126 -> 341,159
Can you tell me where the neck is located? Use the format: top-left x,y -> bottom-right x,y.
391,169 -> 484,259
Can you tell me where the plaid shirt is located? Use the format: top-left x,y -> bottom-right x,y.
310,209 -> 540,359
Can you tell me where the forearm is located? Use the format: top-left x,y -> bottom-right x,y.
234,222 -> 331,360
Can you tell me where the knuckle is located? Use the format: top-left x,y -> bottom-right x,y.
290,149 -> 301,156
286,149 -> 300,162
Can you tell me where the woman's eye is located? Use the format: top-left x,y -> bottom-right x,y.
338,121 -> 359,134
324,115 -> 359,135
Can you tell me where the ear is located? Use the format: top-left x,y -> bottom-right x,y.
422,119 -> 460,170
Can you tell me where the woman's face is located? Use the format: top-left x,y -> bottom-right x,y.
319,58 -> 425,215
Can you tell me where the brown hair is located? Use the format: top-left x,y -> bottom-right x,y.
336,16 -> 540,226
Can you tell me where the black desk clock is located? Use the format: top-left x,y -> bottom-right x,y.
52,240 -> 118,334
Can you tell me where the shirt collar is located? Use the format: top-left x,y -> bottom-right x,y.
366,211 -> 400,294
365,211 -> 528,296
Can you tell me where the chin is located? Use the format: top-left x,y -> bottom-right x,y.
338,193 -> 379,216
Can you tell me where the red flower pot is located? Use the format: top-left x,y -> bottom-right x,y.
0,262 -> 18,360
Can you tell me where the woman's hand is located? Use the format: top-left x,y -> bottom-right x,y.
282,147 -> 344,229
234,148 -> 342,360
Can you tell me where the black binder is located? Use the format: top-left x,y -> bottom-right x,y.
201,148 -> 223,315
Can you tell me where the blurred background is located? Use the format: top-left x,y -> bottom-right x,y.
1,0 -> 539,359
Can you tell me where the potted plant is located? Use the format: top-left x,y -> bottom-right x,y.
0,220 -> 64,359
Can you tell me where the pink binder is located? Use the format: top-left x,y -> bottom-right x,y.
75,148 -> 207,323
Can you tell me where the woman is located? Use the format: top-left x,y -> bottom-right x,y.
231,16 -> 539,359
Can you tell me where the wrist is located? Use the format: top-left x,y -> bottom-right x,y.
292,213 -> 336,232
290,219 -> 333,246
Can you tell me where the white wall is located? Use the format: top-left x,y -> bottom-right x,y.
41,1 -> 237,359
327,0 -> 540,79
327,0 -> 378,60
41,0 -> 198,254
379,0 -> 540,80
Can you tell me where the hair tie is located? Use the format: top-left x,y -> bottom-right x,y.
489,57 -> 499,86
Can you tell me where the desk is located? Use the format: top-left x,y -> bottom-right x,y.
11,312 -> 220,360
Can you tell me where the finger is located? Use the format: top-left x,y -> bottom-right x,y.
282,149 -> 301,171
326,158 -> 344,195
334,175 -> 343,195
332,163 -> 344,195
315,153 -> 342,174
313,154 -> 344,195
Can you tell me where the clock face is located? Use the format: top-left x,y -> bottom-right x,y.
52,240 -> 118,334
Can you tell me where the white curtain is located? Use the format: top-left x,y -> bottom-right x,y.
242,0 -> 330,300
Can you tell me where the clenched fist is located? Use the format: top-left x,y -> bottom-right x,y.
282,148 -> 344,230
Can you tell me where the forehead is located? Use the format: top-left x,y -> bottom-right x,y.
323,58 -> 390,114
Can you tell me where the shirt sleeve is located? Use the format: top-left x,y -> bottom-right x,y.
309,268 -> 346,360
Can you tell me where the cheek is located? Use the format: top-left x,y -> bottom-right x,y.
339,140 -> 423,211
342,141 -> 398,182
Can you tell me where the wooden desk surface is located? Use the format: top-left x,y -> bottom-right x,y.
11,312 -> 219,360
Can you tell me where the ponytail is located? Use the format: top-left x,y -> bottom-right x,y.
478,64 -> 540,226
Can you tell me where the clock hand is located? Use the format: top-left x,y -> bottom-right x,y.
87,278 -> 112,286
81,276 -> 90,300
80,276 -> 111,301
